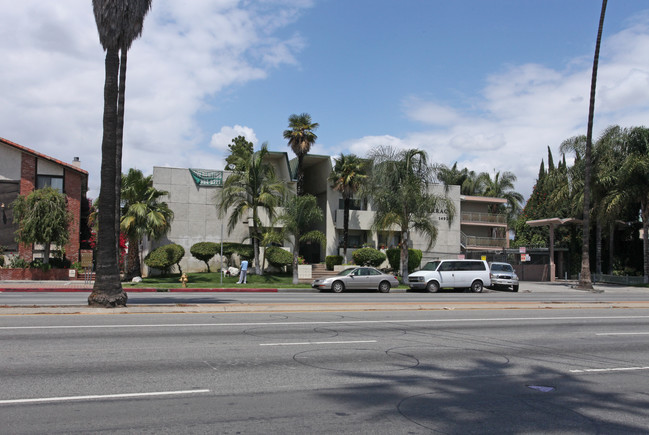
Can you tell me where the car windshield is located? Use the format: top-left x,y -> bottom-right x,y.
491,263 -> 514,273
421,261 -> 440,271
337,268 -> 356,276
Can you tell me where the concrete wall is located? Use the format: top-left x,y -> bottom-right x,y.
151,166 -> 251,273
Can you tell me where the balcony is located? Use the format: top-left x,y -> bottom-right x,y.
461,232 -> 508,249
461,212 -> 507,226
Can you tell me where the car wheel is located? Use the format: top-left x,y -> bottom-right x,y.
426,281 -> 439,293
378,281 -> 391,293
512,285 -> 519,292
332,281 -> 345,293
471,280 -> 484,293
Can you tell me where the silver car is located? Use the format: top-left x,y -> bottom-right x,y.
312,266 -> 399,293
488,262 -> 519,292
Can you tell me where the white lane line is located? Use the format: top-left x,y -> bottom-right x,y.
3,315 -> 649,330
596,332 -> 649,336
0,389 -> 210,405
570,367 -> 649,374
260,340 -> 377,346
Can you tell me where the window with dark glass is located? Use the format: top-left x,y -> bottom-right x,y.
37,175 -> 64,193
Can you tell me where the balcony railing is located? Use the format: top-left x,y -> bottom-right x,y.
461,232 -> 508,248
461,212 -> 507,225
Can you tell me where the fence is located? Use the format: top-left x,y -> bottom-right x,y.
592,273 -> 648,286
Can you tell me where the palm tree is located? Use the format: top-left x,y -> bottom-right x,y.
367,146 -> 455,281
283,113 -> 319,196
605,127 -> 649,279
279,195 -> 326,285
480,171 -> 524,223
328,154 -> 368,262
120,168 -> 174,280
436,162 -> 485,195
89,0 -> 152,307
218,144 -> 287,275
579,0 -> 608,290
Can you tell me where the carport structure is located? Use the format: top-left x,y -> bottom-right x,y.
526,218 -> 581,282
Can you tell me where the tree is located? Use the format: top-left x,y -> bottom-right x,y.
225,136 -> 254,172
12,187 -> 72,265
578,0 -> 608,290
190,242 -> 219,272
480,171 -> 524,224
283,113 -> 319,196
279,195 -> 326,285
328,153 -> 368,263
436,162 -> 484,195
120,168 -> 174,280
367,146 -> 455,281
218,144 -> 286,275
89,0 -> 152,307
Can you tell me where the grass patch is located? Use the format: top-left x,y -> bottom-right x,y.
121,272 -> 312,289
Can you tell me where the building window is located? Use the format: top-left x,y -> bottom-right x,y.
37,175 -> 64,193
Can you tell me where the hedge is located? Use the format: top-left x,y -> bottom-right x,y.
266,246 -> 293,267
351,247 -> 386,267
386,248 -> 422,273
325,255 -> 343,270
145,243 -> 185,275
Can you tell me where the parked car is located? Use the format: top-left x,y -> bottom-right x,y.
488,262 -> 519,292
312,266 -> 399,293
407,259 -> 491,293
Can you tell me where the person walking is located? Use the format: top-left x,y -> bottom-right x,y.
237,259 -> 249,284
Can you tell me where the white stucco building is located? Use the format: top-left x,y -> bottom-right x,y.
150,152 -> 508,273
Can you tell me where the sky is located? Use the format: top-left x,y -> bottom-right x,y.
1,0 -> 648,201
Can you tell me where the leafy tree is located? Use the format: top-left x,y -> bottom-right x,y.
218,144 -> 286,275
351,247 -> 386,267
90,0 -> 152,307
12,187 -> 72,265
190,242 -> 219,272
328,153 -> 368,262
120,168 -> 174,280
225,136 -> 254,171
279,195 -> 326,284
144,243 -> 184,275
367,147 -> 454,281
283,113 -> 319,196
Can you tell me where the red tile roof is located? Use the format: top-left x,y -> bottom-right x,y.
0,136 -> 88,175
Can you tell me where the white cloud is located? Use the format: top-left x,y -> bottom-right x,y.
0,0 -> 312,197
210,125 -> 259,151
389,17 -> 649,200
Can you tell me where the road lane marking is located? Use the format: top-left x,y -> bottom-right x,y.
596,332 -> 649,336
0,389 -> 210,405
3,315 -> 649,330
260,340 -> 377,346
570,367 -> 649,373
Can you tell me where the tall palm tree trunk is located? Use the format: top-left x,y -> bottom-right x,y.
579,0 -> 607,290
297,154 -> 305,196
115,47 -> 127,266
89,47 -> 127,307
643,201 -> 649,281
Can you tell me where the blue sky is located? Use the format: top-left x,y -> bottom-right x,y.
1,1 -> 648,200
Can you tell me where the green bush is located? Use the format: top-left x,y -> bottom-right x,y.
49,256 -> 72,269
9,256 -> 29,269
190,242 -> 219,272
266,246 -> 293,267
386,248 -> 422,273
352,247 -> 386,267
0,255 -> 4,267
325,255 -> 343,270
144,243 -> 185,275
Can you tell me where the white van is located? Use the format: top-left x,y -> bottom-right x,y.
407,259 -> 491,293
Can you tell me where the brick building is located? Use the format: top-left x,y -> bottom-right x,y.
0,137 -> 88,263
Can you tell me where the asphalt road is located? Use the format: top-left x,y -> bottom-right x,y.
2,308 -> 649,433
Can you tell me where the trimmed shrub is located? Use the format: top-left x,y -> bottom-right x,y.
325,255 -> 343,270
266,247 -> 293,268
0,255 -> 4,267
145,243 -> 185,275
190,242 -> 219,272
352,247 -> 386,267
386,248 -> 423,273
